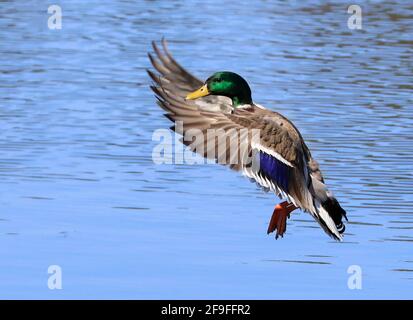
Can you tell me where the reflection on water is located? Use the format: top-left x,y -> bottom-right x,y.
0,1 -> 412,298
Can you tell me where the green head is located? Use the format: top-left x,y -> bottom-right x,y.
186,71 -> 252,107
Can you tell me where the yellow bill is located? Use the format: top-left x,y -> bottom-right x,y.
186,84 -> 210,100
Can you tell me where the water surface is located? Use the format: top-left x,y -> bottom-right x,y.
0,0 -> 412,299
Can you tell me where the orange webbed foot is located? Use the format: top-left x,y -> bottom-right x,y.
267,201 -> 297,239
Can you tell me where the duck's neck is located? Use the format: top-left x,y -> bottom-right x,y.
231,92 -> 252,108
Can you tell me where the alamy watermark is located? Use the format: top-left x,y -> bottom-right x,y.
152,121 -> 261,170
48,5 -> 62,30
347,265 -> 362,290
347,5 -> 362,30
48,265 -> 63,290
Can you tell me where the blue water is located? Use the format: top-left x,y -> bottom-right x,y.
1,0 -> 413,299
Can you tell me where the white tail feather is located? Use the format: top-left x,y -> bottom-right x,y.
313,200 -> 343,241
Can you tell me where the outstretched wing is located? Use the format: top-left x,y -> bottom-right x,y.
148,39 -> 342,240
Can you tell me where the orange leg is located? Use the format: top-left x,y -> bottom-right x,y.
267,201 -> 297,239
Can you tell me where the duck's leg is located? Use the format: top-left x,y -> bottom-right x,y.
267,201 -> 297,239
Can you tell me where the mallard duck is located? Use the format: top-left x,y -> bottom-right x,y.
148,39 -> 348,241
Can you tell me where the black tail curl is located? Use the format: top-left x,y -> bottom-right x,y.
321,197 -> 348,234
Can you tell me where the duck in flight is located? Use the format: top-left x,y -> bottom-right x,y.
148,39 -> 347,240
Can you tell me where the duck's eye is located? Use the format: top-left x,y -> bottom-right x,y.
214,78 -> 222,83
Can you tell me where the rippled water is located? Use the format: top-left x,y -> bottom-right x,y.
1,0 -> 412,299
